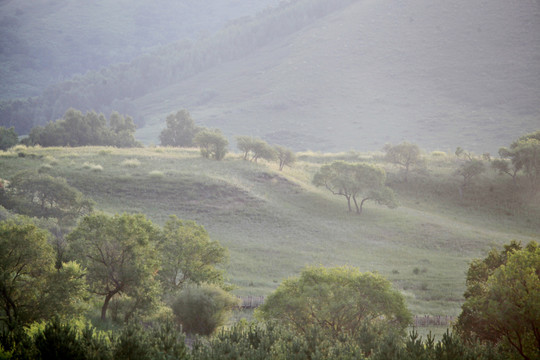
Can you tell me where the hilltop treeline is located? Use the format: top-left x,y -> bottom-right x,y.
0,0 -> 358,134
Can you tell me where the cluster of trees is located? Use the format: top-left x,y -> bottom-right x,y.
0,212 -> 231,330
24,108 -> 140,147
159,109 -> 296,167
237,136 -> 296,170
2,239 -> 536,359
492,130 -> 540,193
158,109 -> 229,160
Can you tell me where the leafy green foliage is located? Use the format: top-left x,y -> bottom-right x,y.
257,266 -> 411,355
67,212 -> 161,321
274,145 -> 296,171
0,218 -> 55,327
25,109 -> 140,148
454,159 -> 485,188
0,219 -> 88,328
455,241 -> 539,360
2,171 -> 94,226
0,127 -> 18,151
313,161 -> 397,214
236,137 -> 276,163
159,110 -> 202,147
497,131 -> 540,193
194,129 -> 229,160
159,216 -> 227,293
172,285 -> 239,336
383,142 -> 423,182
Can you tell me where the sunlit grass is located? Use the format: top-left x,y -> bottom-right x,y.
0,145 -> 538,319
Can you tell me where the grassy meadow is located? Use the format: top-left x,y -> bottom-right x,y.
1,145 -> 538,321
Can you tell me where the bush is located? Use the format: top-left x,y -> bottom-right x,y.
172,285 -> 239,336
121,159 -> 141,168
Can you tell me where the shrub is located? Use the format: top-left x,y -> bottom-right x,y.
121,159 -> 141,168
148,170 -> 164,179
172,285 -> 239,336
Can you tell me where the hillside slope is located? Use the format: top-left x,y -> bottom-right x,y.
136,0 -> 540,153
1,146 -> 538,315
0,0 -> 278,98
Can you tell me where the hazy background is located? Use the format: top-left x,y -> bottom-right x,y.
1,0 -> 539,153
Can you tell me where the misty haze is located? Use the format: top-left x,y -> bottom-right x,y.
0,0 -> 538,359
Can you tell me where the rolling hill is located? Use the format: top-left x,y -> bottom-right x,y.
1,145 -> 538,316
135,0 -> 540,153
2,0 -> 539,153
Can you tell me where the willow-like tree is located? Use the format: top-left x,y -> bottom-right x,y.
67,212 -> 160,321
313,161 -> 397,214
256,266 -> 411,355
275,145 -> 296,171
383,142 -> 422,182
455,241 -> 539,360
159,216 -> 227,293
0,218 -> 87,328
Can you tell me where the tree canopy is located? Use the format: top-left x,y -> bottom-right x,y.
256,266 -> 411,355
1,171 -> 94,227
159,109 -> 202,147
312,161 -> 397,214
25,108 -> 140,147
0,126 -> 18,150
67,212 -> 161,321
159,216 -> 228,293
455,240 -> 539,360
496,131 -> 540,193
383,142 -> 422,182
194,129 -> 229,160
0,218 -> 87,328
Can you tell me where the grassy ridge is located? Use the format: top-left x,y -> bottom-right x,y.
1,145 -> 538,317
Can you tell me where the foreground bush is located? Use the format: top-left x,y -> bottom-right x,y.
172,285 -> 239,336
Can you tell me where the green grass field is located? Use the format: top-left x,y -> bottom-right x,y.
1,145 -> 538,320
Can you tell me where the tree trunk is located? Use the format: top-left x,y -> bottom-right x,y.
346,195 -> 352,212
352,196 -> 360,213
359,198 -> 370,215
101,292 -> 114,321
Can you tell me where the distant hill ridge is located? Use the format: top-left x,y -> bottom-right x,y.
2,0 -> 539,153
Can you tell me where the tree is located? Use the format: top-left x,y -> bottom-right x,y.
67,212 -> 161,321
312,161 -> 397,214
0,218 -> 54,327
159,216 -> 227,293
383,142 -> 422,182
236,136 -> 256,160
497,131 -> 540,193
491,157 -> 519,186
108,111 -> 139,147
455,241 -> 539,360
0,218 -> 87,328
256,266 -> 411,354
193,129 -> 229,160
172,284 -> 239,336
275,145 -> 296,171
454,159 -> 485,190
236,136 -> 276,162
3,171 -> 94,227
0,126 -> 18,150
159,109 -> 201,147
